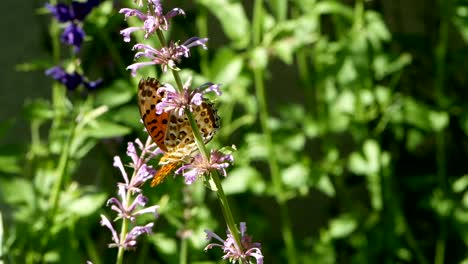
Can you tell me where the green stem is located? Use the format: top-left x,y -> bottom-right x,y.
179,237 -> 187,264
40,120 -> 76,262
48,121 -> 76,217
434,1 -> 449,264
196,7 -> 210,76
252,0 -> 296,262
154,24 -> 242,255
253,67 -> 296,263
115,184 -> 132,264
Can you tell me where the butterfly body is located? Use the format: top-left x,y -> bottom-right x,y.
137,77 -> 219,186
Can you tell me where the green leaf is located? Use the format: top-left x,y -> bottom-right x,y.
348,139 -> 380,175
0,156 -> 21,174
210,48 -> 244,84
23,99 -> 54,122
82,120 -> 131,139
329,215 -> 357,239
453,175 -> 468,193
250,47 -> 269,70
316,174 -> 335,197
66,193 -> 107,217
95,80 -> 134,108
282,163 -> 309,189
198,0 -> 250,48
110,105 -> 141,129
222,167 -> 265,195
428,111 -> 449,131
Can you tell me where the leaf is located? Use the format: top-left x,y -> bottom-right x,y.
428,111 -> 449,131
0,156 -> 21,174
329,215 -> 357,239
222,167 -> 265,195
82,120 -> 131,139
210,48 -> 244,85
282,163 -> 309,189
23,99 -> 54,122
198,0 -> 250,48
453,175 -> 468,193
316,174 -> 335,197
66,193 -> 107,217
95,79 -> 134,108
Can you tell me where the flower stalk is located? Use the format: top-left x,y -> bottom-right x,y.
252,0 -> 296,263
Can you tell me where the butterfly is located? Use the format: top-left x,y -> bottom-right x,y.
137,77 -> 220,186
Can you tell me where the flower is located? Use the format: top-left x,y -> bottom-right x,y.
101,136 -> 161,250
45,66 -> 102,91
119,0 -> 185,42
45,0 -> 100,51
46,0 -> 99,22
126,37 -> 208,75
176,150 -> 234,184
205,222 -> 263,264
60,23 -> 85,51
115,137 -> 162,192
100,215 -> 154,249
106,184 -> 159,222
155,76 -> 221,117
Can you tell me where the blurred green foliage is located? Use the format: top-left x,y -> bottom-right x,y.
1,0 -> 468,263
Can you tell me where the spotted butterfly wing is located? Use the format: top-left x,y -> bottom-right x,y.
138,77 -> 220,187
138,78 -> 169,152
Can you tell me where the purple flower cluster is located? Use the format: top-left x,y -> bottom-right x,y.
177,150 -> 234,184
119,0 -> 184,42
100,136 -> 161,250
205,222 -> 264,264
45,66 -> 102,91
119,0 -> 208,75
127,37 -> 208,75
155,76 -> 221,116
46,0 -> 100,51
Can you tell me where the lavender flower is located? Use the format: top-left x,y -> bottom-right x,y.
46,0 -> 100,51
205,222 -> 263,264
119,0 -> 185,42
101,136 -> 161,250
45,66 -> 102,91
106,185 -> 158,222
176,150 -> 234,184
60,23 -> 85,51
100,215 -> 153,249
155,76 -> 221,117
127,37 -> 208,75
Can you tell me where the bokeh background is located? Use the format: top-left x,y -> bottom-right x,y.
1,0 -> 468,263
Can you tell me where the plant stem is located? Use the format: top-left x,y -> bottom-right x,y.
179,237 -> 187,264
434,1 -> 450,264
155,27 -> 243,251
252,0 -> 297,262
115,186 -> 132,264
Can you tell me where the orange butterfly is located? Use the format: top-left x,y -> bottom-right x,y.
137,77 -> 219,186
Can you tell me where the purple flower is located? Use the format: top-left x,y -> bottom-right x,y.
126,37 -> 208,75
45,66 -> 102,91
155,76 -> 221,117
100,215 -> 154,249
46,0 -> 100,51
106,185 -> 159,222
46,0 -> 99,22
119,0 -> 185,42
101,136 -> 162,250
114,137 -> 162,192
205,222 -> 263,264
176,150 -> 234,184
61,23 -> 85,52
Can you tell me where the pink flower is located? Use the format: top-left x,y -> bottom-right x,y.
205,222 -> 263,264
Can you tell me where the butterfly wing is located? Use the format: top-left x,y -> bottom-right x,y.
138,78 -> 169,152
150,161 -> 181,187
